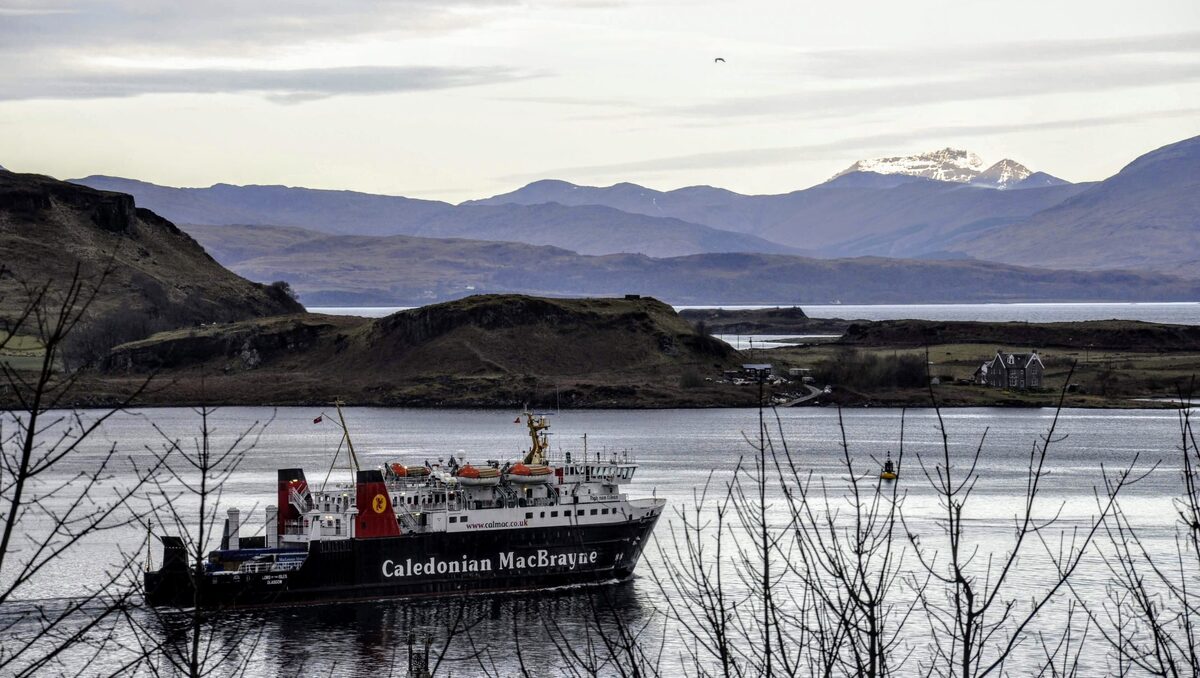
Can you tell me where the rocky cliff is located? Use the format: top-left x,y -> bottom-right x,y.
0,169 -> 304,353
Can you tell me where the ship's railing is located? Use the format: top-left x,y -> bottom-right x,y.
239,559 -> 305,574
398,513 -> 423,532
548,447 -> 638,466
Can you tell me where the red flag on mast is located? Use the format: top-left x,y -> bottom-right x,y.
313,415 -> 323,424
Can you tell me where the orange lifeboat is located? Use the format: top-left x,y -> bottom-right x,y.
506,463 -> 554,484
456,464 -> 501,486
386,462 -> 430,480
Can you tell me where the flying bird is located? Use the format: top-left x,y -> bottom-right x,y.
714,57 -> 726,63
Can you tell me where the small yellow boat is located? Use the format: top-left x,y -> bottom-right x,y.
880,453 -> 897,480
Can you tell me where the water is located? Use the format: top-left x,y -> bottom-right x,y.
311,302 -> 1200,324
685,301 -> 1200,324
5,406 -> 1195,674
712,333 -> 839,350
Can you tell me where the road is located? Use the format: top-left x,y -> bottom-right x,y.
780,384 -> 824,407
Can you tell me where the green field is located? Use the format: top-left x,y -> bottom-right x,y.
769,341 -> 1200,408
0,334 -> 46,372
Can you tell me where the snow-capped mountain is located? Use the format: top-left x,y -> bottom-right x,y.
832,148 -> 985,184
830,149 -> 1057,190
970,159 -> 1033,189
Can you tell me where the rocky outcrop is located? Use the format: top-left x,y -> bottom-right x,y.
91,295 -> 744,407
104,315 -> 351,372
1,169 -> 304,343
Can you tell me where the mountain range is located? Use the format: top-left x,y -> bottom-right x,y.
470,175 -> 1089,259
960,136 -> 1200,277
44,132 -> 1200,300
74,175 -> 792,258
180,222 -> 1200,306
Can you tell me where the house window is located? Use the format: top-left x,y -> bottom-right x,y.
525,512 -> 533,519
551,511 -> 558,517
602,508 -> 609,515
590,509 -> 598,516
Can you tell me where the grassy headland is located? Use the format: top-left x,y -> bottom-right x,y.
760,317 -> 1200,408
7,297 -> 1198,410
67,295 -> 759,408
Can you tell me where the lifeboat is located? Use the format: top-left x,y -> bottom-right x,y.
456,464 -> 501,486
386,462 -> 430,480
506,463 -> 554,484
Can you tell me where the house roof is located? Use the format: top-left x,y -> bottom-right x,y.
993,351 -> 1043,369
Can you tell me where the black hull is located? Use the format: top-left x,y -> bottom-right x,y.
146,514 -> 659,609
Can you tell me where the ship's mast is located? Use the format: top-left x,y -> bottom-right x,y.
334,399 -> 361,474
320,399 -> 361,490
522,411 -> 551,465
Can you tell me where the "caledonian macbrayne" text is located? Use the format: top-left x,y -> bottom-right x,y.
382,550 -> 600,578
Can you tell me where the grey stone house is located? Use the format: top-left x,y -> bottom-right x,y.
980,350 -> 1045,389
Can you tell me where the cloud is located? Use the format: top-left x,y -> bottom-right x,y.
513,107 -> 1200,181
0,64 -> 539,102
668,62 -> 1200,122
0,1 -> 509,52
796,31 -> 1200,79
490,31 -> 1200,126
0,0 -> 570,102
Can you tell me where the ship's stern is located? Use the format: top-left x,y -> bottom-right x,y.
143,535 -> 195,607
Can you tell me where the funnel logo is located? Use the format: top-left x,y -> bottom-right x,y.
372,494 -> 388,514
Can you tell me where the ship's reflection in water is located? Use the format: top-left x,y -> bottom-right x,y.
208,581 -> 654,675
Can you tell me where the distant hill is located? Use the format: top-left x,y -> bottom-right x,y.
0,170 -> 303,360
73,176 -> 793,258
97,295 -> 746,407
1011,171 -> 1070,189
471,177 -> 1090,258
72,176 -> 456,236
839,318 -> 1200,351
182,223 -> 326,264
188,224 -> 1200,305
953,135 -> 1200,276
678,306 -> 852,335
400,202 -> 796,256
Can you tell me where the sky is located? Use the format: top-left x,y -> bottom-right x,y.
0,0 -> 1197,202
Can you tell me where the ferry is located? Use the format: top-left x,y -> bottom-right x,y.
144,408 -> 665,608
